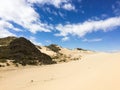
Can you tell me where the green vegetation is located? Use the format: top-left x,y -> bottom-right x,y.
46,44 -> 61,53
76,48 -> 87,51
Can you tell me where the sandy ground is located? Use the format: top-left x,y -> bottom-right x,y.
0,52 -> 120,90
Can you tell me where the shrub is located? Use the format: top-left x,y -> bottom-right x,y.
46,44 -> 61,53
76,48 -> 84,50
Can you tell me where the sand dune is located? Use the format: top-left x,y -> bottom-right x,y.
0,52 -> 120,90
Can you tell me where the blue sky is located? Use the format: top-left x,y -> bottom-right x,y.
0,0 -> 120,52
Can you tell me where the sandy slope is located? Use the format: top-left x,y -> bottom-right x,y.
39,46 -> 94,62
0,52 -> 120,90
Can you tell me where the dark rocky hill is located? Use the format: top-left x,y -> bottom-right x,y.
0,36 -> 16,46
0,37 -> 55,65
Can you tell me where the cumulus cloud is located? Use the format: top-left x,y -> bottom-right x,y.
55,16 -> 120,37
62,3 -> 75,11
0,0 -> 54,38
1,0 -> 120,43
0,0 -> 75,38
28,0 -> 73,9
28,0 -> 76,11
82,38 -> 102,42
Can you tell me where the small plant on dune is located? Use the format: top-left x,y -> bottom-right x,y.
46,44 -> 61,53
76,48 -> 87,51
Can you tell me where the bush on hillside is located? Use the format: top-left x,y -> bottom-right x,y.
46,44 -> 61,53
76,48 -> 87,51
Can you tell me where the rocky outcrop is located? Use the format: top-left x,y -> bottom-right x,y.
0,37 -> 56,65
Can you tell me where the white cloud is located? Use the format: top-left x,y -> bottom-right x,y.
0,20 -> 17,38
62,37 -> 69,42
0,20 -> 21,32
0,0 -> 53,37
28,0 -> 75,11
0,28 -> 16,38
28,0 -> 69,8
82,38 -> 102,42
55,16 -> 120,37
62,3 -> 75,11
0,0 -> 76,38
29,36 -> 42,45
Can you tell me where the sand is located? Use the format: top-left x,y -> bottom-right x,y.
0,52 -> 120,90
